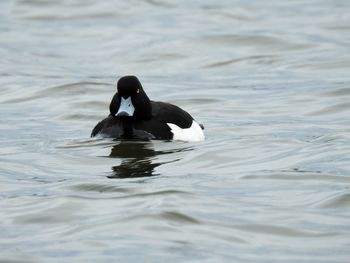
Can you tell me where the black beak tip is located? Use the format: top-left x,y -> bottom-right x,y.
116,111 -> 130,117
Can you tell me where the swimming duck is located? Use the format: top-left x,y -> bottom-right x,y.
91,76 -> 205,141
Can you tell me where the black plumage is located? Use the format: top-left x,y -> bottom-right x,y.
91,76 -> 203,140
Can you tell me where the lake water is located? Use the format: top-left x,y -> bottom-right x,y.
1,0 -> 350,262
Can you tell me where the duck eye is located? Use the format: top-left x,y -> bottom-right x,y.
136,88 -> 140,94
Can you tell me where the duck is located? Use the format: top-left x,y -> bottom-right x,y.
91,76 -> 205,141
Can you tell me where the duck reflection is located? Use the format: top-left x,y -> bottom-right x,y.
107,141 -> 192,179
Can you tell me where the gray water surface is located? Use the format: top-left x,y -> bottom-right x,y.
1,0 -> 350,262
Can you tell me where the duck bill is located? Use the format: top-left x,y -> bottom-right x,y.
116,97 -> 135,117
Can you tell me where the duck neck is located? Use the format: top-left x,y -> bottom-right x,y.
134,100 -> 152,120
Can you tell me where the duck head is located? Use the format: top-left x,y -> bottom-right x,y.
109,76 -> 152,120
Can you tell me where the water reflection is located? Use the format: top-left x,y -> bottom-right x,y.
107,141 -> 192,179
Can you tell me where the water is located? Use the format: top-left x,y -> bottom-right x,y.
1,0 -> 350,262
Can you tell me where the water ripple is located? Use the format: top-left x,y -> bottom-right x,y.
1,0 -> 350,262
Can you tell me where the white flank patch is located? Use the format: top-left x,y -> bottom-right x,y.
167,121 -> 205,142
